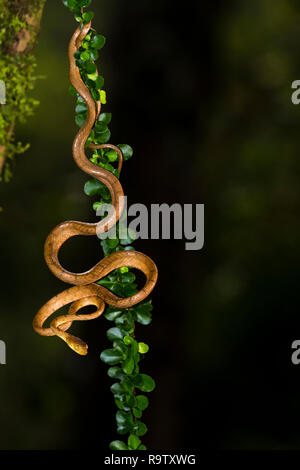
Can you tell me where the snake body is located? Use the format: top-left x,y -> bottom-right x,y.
33,23 -> 158,355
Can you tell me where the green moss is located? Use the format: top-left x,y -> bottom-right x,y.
0,0 -> 45,182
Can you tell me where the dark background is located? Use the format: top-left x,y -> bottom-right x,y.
1,0 -> 300,450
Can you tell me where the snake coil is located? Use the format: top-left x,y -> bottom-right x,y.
33,22 -> 158,355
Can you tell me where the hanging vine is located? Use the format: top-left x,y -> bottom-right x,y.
33,0 -> 158,451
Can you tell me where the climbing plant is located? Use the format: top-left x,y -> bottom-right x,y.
0,0 -> 46,182
63,0 -> 156,451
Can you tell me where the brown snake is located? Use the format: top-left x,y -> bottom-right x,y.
33,23 -> 158,355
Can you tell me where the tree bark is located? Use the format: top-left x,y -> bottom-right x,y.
0,0 -> 46,179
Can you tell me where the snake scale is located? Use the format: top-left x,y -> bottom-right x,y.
33,22 -> 158,355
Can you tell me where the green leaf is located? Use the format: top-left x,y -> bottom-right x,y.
87,72 -> 98,81
123,335 -> 134,345
121,377 -> 135,393
78,0 -> 92,7
115,397 -> 125,410
108,272 -> 118,282
75,103 -> 87,113
85,62 -> 97,74
136,311 -> 152,325
91,89 -> 100,101
134,420 -> 147,436
109,440 -> 128,450
64,0 -> 79,8
128,434 -> 141,450
82,11 -> 94,23
100,237 -> 119,255
119,267 -> 129,273
92,201 -> 102,211
126,394 -> 136,408
115,246 -> 125,252
113,341 -> 128,358
136,300 -> 153,314
99,274 -> 119,287
98,112 -> 111,125
135,374 -> 156,392
82,40 -> 89,50
136,395 -> 149,411
104,306 -> 123,321
107,327 -> 124,341
111,382 -> 125,395
116,313 -> 135,331
108,367 -> 126,380
106,149 -> 119,162
133,408 -> 142,418
100,348 -> 123,365
139,445 -> 147,450
102,162 -> 115,173
116,410 -> 132,425
135,300 -> 153,325
118,144 -> 133,160
95,121 -> 108,132
117,425 -> 129,435
110,283 -> 126,296
129,337 -> 137,351
100,90 -> 107,104
122,356 -> 134,375
90,49 -> 99,61
122,283 -> 138,297
120,228 -> 136,246
121,272 -> 136,283
80,51 -> 90,61
75,113 -> 87,127
95,127 -> 110,144
69,85 -> 77,96
84,179 -> 104,196
138,342 -> 149,354
92,34 -> 106,49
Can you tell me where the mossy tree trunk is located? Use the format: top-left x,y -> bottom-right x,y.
0,0 -> 46,181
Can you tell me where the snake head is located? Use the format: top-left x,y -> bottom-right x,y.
66,335 -> 88,356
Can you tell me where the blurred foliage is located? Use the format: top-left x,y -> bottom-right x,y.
0,0 -> 46,182
1,0 -> 300,451
186,0 -> 300,449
